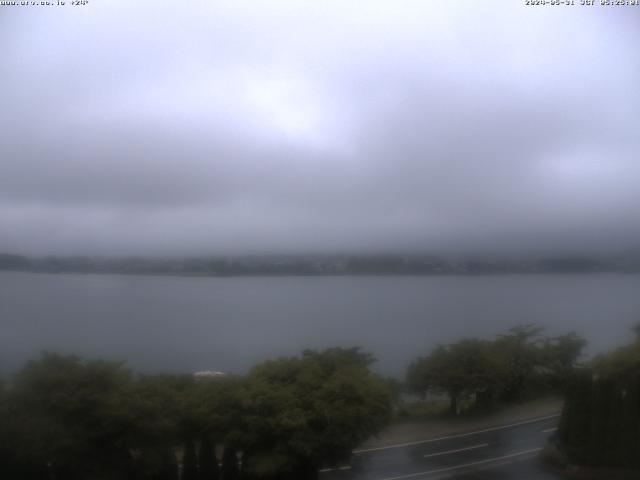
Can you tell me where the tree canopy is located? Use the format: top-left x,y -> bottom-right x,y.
558,324 -> 640,470
238,347 -> 391,479
0,348 -> 392,480
406,325 -> 585,414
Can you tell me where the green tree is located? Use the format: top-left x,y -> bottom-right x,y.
541,331 -> 586,390
220,446 -> 239,480
10,353 -> 137,480
405,357 -> 430,399
238,347 -> 391,479
135,447 -> 179,480
494,324 -> 545,401
558,326 -> 640,470
130,374 -> 192,479
409,339 -> 503,415
156,449 -> 179,480
182,439 -> 198,480
198,434 -> 219,480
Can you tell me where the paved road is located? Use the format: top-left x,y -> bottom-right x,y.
320,415 -> 563,480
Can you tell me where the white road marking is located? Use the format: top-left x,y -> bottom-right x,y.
376,447 -> 543,480
354,413 -> 560,453
319,465 -> 352,473
541,427 -> 557,433
423,443 -> 488,458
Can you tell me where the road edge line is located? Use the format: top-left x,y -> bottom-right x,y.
353,413 -> 560,454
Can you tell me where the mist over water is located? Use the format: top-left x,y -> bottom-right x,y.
2,4 -> 640,377
2,2 -> 640,257
3,3 -> 640,479
2,271 -> 638,377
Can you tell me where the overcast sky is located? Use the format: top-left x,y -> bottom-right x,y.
1,1 -> 639,256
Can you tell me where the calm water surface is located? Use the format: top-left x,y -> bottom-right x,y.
1,272 -> 639,376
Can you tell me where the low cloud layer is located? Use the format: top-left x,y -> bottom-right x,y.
2,1 -> 639,255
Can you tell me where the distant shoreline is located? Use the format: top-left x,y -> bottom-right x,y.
2,269 -> 640,280
2,252 -> 639,278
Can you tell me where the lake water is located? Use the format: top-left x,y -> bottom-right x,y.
1,272 -> 639,377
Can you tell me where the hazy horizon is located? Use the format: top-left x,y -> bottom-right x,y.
2,1 -> 639,256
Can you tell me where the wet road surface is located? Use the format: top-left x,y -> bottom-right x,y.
320,415 -> 563,480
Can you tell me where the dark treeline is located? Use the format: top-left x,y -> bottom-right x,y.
1,252 -> 639,277
405,324 -> 586,415
3,325 -> 637,479
555,326 -> 640,473
0,348 -> 392,480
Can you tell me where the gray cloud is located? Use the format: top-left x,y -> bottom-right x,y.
1,1 -> 639,255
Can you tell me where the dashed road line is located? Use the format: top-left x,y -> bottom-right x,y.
354,414 -> 560,454
376,447 -> 543,480
319,465 -> 351,473
423,443 -> 488,458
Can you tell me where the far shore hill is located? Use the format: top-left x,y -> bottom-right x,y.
2,252 -> 640,277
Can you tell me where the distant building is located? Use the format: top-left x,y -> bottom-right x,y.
193,370 -> 226,380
